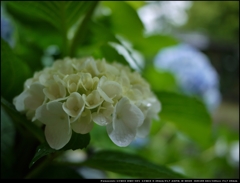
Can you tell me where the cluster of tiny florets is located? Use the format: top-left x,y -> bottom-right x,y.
14,57 -> 161,149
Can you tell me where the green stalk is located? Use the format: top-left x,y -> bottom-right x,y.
58,2 -> 69,57
69,1 -> 99,57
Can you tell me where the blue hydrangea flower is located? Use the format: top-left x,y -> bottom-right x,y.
1,6 -> 14,47
154,43 -> 221,112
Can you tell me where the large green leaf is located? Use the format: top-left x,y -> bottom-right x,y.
83,150 -> 185,178
156,91 -> 213,148
1,38 -> 31,101
6,2 -> 91,31
102,1 -> 145,43
6,1 -> 97,56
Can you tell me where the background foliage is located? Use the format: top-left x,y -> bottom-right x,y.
1,1 -> 239,179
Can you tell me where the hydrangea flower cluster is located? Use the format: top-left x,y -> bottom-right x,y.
13,57 -> 161,150
154,43 -> 221,112
1,6 -> 14,47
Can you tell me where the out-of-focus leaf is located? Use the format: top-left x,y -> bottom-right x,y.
143,66 -> 177,92
6,2 -> 91,32
1,107 -> 15,158
215,123 -> 239,142
1,106 -> 16,178
77,21 -> 141,70
83,150 -> 185,178
29,132 -> 90,168
1,38 -> 31,101
1,97 -> 45,143
15,21 -> 62,50
156,91 -> 213,148
6,1 -> 97,56
99,44 -> 127,65
125,1 -> 146,10
102,1 -> 144,43
136,34 -> 179,58
88,21 -> 120,45
32,164 -> 83,179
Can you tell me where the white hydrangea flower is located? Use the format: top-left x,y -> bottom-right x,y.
13,57 -> 161,149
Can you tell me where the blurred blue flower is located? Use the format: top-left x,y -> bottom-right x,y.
1,6 -> 14,47
131,137 -> 149,149
154,43 -> 221,112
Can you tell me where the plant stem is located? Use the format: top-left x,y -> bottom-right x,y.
69,1 -> 99,57
59,2 -> 69,57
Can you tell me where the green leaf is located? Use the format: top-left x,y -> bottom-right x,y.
125,1 -> 146,10
61,131 -> 90,151
29,131 -> 90,168
83,150 -> 185,178
6,1 -> 97,56
29,143 -> 56,168
136,34 -> 179,58
156,91 -> 213,148
100,43 -> 134,67
143,66 -> 177,92
1,39 -> 31,101
32,164 -> 83,179
6,1 -> 91,31
1,106 -> 16,178
77,21 -> 141,70
102,1 -> 145,43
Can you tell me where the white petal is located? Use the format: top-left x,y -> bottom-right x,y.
13,83 -> 45,112
92,112 -> 111,126
45,123 -> 72,150
92,101 -> 113,126
97,86 -> 113,103
35,101 -> 68,125
136,117 -> 152,138
13,90 -> 29,112
43,80 -> 66,100
71,109 -> 93,134
113,97 -> 144,130
147,98 -> 161,120
84,58 -> 99,77
106,97 -> 144,147
82,90 -> 103,109
97,76 -> 122,103
106,121 -> 136,147
80,73 -> 94,91
35,101 -> 71,150
62,92 -> 85,117
24,83 -> 45,110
